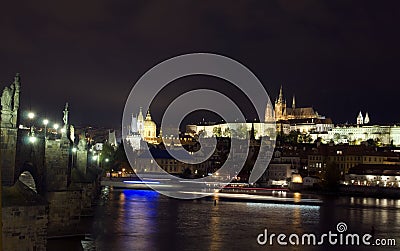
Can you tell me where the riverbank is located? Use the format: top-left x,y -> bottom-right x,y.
101,177 -> 400,201
297,185 -> 400,200
338,185 -> 400,198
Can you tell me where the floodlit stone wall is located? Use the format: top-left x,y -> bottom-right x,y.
46,189 -> 82,234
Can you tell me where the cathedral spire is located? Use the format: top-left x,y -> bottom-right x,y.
138,107 -> 144,121
137,107 -> 144,136
292,95 -> 296,109
278,85 -> 284,102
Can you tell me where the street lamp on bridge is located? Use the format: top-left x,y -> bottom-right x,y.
43,119 -> 49,139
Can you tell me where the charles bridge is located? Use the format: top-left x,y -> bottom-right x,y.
0,74 -> 102,251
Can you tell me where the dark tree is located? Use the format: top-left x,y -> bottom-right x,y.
322,161 -> 341,190
101,143 -> 115,171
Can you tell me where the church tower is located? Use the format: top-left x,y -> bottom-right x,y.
357,111 -> 364,125
137,107 -> 144,136
364,112 -> 370,124
274,85 -> 287,121
126,111 -> 142,151
131,114 -> 138,134
108,130 -> 117,147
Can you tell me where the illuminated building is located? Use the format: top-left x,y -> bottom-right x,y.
135,148 -> 195,175
126,108 -> 158,150
143,110 -> 157,143
272,86 -> 333,134
186,122 -> 274,140
310,116 -> 400,146
307,144 -> 400,176
345,164 -> 400,187
274,86 -> 322,121
186,85 -> 332,137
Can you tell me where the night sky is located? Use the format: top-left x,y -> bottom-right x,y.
0,1 -> 399,128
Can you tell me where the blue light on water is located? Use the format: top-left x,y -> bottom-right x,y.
122,189 -> 159,202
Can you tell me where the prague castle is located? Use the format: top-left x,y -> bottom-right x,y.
273,86 -> 322,121
125,87 -> 400,147
187,85 -> 333,138
268,86 -> 333,134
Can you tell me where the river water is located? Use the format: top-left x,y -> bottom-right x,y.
48,187 -> 400,251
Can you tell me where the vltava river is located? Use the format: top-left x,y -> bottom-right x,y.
49,188 -> 400,251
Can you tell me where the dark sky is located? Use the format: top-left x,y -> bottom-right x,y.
1,1 -> 399,128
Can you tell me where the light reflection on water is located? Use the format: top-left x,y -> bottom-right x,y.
90,188 -> 400,251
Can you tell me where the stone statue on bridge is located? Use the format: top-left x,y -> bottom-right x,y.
1,74 -> 20,188
78,133 -> 87,151
1,73 -> 20,128
1,86 -> 12,111
13,73 -> 20,111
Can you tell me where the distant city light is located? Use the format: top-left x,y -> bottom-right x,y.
292,174 -> 303,184
53,124 -> 59,130
72,147 -> 77,153
105,158 -> 109,162
92,155 -> 98,161
43,119 -> 49,125
27,112 -> 35,119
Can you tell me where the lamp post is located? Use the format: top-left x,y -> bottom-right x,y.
53,123 -> 59,136
92,154 -> 99,168
28,133 -> 37,161
27,111 -> 35,120
27,111 -> 35,136
28,135 -> 37,143
43,119 -> 49,139
98,152 -> 102,167
72,147 -> 77,168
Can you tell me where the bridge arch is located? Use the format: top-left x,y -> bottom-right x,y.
18,171 -> 37,193
17,162 -> 44,195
